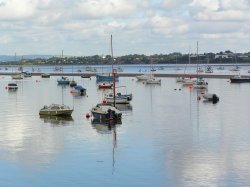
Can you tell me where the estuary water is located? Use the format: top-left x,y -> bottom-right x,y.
1,75 -> 250,186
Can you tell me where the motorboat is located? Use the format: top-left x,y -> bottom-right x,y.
146,78 -> 161,84
71,85 -> 86,95
193,78 -> 208,89
104,92 -> 132,104
136,74 -> 154,81
230,75 -> 250,83
39,104 -> 73,116
12,73 -> 24,80
91,103 -> 122,121
202,93 -> 219,104
41,73 -> 50,78
57,76 -> 70,85
98,82 -> 113,89
6,83 -> 18,90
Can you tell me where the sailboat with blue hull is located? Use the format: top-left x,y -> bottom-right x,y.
96,74 -> 119,82
96,36 -> 119,82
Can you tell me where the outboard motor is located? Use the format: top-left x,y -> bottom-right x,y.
212,94 -> 219,104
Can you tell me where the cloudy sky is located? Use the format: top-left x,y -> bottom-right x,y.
0,0 -> 249,56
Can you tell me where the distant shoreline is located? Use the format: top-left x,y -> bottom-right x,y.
0,72 -> 248,79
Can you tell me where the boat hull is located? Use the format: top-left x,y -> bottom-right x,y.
96,74 -> 119,82
39,109 -> 73,116
106,98 -> 130,104
57,80 -> 70,85
230,78 -> 250,83
92,111 -> 122,121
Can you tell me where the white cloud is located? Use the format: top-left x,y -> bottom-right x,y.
0,0 -> 249,55
150,15 -> 189,36
0,0 -> 38,20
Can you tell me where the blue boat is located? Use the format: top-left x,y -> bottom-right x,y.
71,85 -> 86,95
57,76 -> 70,85
96,73 -> 119,82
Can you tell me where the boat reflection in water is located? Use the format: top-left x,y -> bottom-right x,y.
115,104 -> 133,112
40,115 -> 74,126
91,118 -> 121,134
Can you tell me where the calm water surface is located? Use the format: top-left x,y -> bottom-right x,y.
1,75 -> 250,186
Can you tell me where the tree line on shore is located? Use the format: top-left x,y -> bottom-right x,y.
1,50 -> 250,65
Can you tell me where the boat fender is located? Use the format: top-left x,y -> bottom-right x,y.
212,94 -> 219,104
86,113 -> 90,118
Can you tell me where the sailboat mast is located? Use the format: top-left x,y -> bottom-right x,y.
111,35 -> 114,72
111,35 -> 116,107
196,41 -> 199,78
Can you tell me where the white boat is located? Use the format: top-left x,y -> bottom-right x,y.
12,74 -> 24,79
7,83 -> 18,90
136,74 -> 153,81
182,78 -> 196,86
104,92 -> 132,104
194,42 -> 208,89
146,78 -> 161,84
193,78 -> 208,89
39,104 -> 73,116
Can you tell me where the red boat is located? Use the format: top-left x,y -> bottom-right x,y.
98,82 -> 113,89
